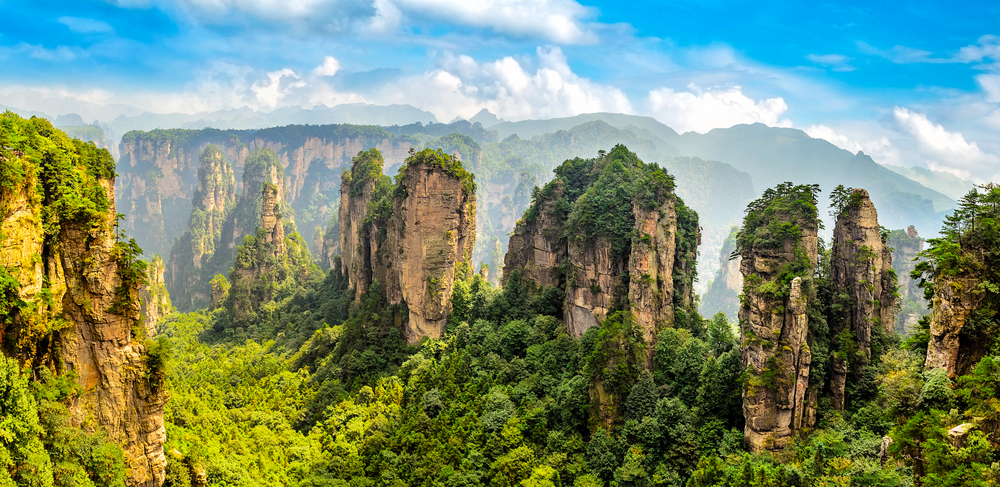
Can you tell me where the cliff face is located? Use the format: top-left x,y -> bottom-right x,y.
829,189 -> 897,410
924,276 -> 985,378
0,116 -> 166,485
503,146 -> 700,346
166,149 -> 283,311
165,145 -> 236,310
383,161 -> 477,342
337,149 -> 390,300
337,148 -> 477,343
737,184 -> 820,452
117,127 -> 417,259
889,226 -> 927,334
139,256 -> 172,336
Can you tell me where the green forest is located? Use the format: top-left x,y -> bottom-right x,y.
4,114 -> 1000,487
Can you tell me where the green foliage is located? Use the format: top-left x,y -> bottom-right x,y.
828,184 -> 859,217
736,182 -> 821,253
402,147 -> 477,196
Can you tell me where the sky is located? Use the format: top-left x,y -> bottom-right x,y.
1,0 -> 999,181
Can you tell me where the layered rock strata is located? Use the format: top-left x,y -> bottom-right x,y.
139,255 -> 172,335
829,189 -> 897,410
337,148 -> 477,343
504,147 -> 699,347
0,116 -> 166,485
738,190 -> 820,452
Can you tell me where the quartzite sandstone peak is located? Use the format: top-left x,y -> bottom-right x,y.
829,188 -> 897,410
338,148 -> 477,343
0,115 -> 166,485
737,183 -> 820,452
504,145 -> 700,347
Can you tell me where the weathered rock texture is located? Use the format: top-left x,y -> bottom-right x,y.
117,126 -> 419,259
0,117 -> 165,485
924,276 -> 986,378
139,255 -> 172,335
888,226 -> 928,334
739,194 -> 819,452
165,145 -> 236,310
829,189 -> 897,410
167,149 -> 286,311
337,148 -> 477,343
504,147 -> 700,348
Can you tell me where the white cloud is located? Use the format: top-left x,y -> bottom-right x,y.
645,84 -> 790,134
955,35 -> 1000,64
251,68 -> 305,108
390,0 -> 598,44
380,46 -> 631,122
58,17 -> 115,34
893,107 -> 999,177
313,56 -> 341,77
976,74 -> 1000,103
806,53 -> 855,72
804,124 -> 901,165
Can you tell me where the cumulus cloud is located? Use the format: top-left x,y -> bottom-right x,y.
645,84 -> 790,134
58,17 -> 115,34
313,56 -> 341,77
806,53 -> 854,72
380,46 -> 632,122
893,107 -> 999,178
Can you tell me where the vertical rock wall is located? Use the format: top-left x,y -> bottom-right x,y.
383,163 -> 477,342
0,123 -> 166,485
829,189 -> 897,410
739,210 -> 819,452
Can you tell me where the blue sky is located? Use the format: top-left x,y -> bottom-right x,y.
1,0 -> 998,179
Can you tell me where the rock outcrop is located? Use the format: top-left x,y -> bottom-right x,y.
165,145 -> 236,310
888,225 -> 927,333
504,145 -> 700,346
139,255 -> 172,335
924,275 -> 985,378
0,115 -> 166,485
167,148 -> 286,311
829,189 -> 897,410
117,126 -> 418,259
337,148 -> 477,343
738,183 -> 820,452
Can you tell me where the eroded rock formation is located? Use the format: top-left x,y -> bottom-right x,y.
117,127 -> 418,259
0,116 -> 165,485
924,276 -> 986,378
738,184 -> 820,452
503,146 -> 700,346
139,255 -> 172,335
337,148 -> 477,343
829,189 -> 897,410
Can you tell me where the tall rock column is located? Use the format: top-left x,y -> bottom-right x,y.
338,149 -> 388,299
627,194 -> 678,347
383,151 -> 477,343
738,183 -> 820,451
0,115 -> 166,485
829,188 -> 897,410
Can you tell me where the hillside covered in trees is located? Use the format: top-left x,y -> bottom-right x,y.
4,112 -> 1000,487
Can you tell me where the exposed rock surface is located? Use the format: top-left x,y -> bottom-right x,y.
0,117 -> 165,485
165,145 -> 236,310
117,127 -> 417,259
888,225 -> 927,333
738,190 -> 819,452
337,148 -> 477,343
139,255 -> 172,336
503,147 -> 699,346
700,227 -> 742,320
167,149 -> 284,311
924,275 -> 985,377
382,161 -> 477,342
829,189 -> 897,410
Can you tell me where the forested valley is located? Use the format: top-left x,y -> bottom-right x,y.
3,112 -> 1000,487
